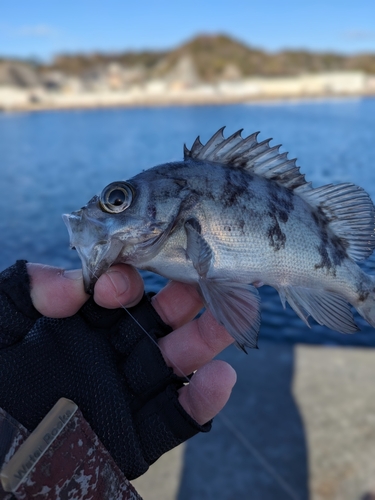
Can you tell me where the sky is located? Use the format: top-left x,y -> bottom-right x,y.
1,0 -> 375,61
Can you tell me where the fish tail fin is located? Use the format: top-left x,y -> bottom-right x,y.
356,276 -> 375,328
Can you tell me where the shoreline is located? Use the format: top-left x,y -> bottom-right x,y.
1,88 -> 374,114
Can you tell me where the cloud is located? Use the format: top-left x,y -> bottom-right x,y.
16,24 -> 59,37
0,24 -> 59,38
341,29 -> 375,41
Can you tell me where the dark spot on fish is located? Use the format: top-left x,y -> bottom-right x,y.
314,243 -> 333,271
224,225 -> 231,231
223,191 -> 239,207
185,217 -> 201,234
238,219 -> 246,234
278,210 -> 288,223
358,289 -> 369,302
331,235 -> 349,265
354,279 -> 374,303
222,168 -> 252,208
173,178 -> 187,188
268,181 -> 294,214
266,181 -> 294,245
265,182 -> 294,250
148,203 -> 157,219
189,187 -> 206,200
312,206 -> 348,273
267,212 -> 286,251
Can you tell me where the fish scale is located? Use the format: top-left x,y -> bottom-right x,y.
63,128 -> 375,350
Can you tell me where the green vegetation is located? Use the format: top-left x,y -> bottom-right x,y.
51,50 -> 167,76
47,34 -> 375,80
3,34 -> 375,85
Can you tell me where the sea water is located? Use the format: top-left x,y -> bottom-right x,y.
1,98 -> 375,345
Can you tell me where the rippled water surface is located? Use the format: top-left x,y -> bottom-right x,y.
1,98 -> 375,345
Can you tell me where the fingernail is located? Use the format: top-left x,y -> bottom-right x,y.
63,269 -> 83,280
107,270 -> 129,296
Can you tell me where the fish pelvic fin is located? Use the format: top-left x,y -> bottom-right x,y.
184,216 -> 261,349
200,278 -> 261,350
280,286 -> 359,334
184,127 -> 307,191
296,183 -> 375,262
185,217 -> 212,276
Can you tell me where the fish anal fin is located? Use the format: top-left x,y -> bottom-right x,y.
280,287 -> 311,327
200,278 -> 261,350
281,286 -> 359,333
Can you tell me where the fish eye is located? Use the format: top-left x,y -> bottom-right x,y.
99,182 -> 134,214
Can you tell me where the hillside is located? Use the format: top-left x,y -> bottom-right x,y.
1,34 -> 375,112
1,34 -> 375,91
46,34 -> 375,82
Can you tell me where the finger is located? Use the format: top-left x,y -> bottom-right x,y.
151,281 -> 203,330
178,360 -> 237,425
159,309 -> 234,376
27,263 -> 88,317
93,264 -> 144,309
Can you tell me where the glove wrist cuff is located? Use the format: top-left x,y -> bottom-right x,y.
0,399 -> 142,500
0,260 -> 40,320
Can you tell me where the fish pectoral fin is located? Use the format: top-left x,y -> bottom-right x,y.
280,286 -> 359,334
185,218 -> 212,276
200,278 -> 261,351
184,218 -> 261,349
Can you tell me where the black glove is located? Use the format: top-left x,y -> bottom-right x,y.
0,261 -> 211,480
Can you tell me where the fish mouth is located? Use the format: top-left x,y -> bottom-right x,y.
63,212 -> 124,294
63,209 -> 174,294
78,239 -> 125,294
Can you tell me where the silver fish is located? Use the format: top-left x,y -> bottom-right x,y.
63,128 -> 375,349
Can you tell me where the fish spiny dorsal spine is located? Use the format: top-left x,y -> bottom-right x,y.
185,127 -> 375,262
184,127 -> 307,191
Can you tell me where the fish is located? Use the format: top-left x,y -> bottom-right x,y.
63,127 -> 375,350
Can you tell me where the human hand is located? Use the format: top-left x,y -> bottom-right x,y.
0,261 -> 236,479
29,262 -> 236,426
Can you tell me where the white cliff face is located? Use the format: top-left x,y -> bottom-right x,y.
0,57 -> 372,112
0,61 -> 40,88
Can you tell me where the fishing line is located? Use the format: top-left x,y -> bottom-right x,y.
113,294 -> 301,500
87,266 -> 299,499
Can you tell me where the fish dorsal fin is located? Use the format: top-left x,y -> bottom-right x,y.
295,183 -> 375,262
185,127 -> 375,262
184,127 -> 308,191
